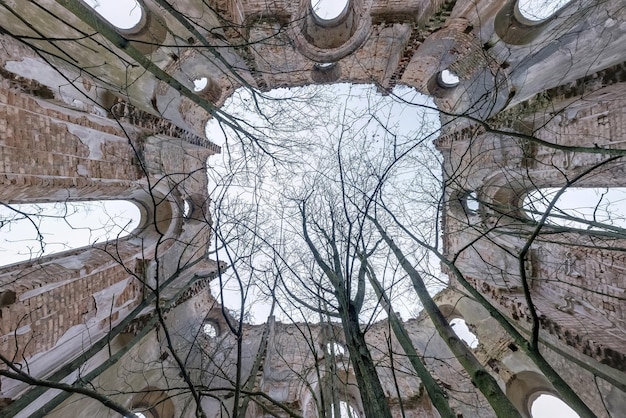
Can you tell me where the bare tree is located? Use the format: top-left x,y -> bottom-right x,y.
0,1 -> 624,418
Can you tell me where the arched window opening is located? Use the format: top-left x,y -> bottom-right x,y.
530,393 -> 579,418
326,341 -> 346,357
129,387 -> 175,418
193,77 -> 208,92
83,0 -> 143,30
183,200 -> 192,218
506,371 -> 579,417
311,62 -> 341,83
438,69 -> 460,88
127,412 -> 150,418
0,200 -> 140,266
315,62 -> 336,71
311,0 -> 349,22
465,191 -> 480,214
303,0 -> 359,52
0,290 -> 16,308
192,76 -> 222,104
523,188 -> 626,230
450,318 -> 479,349
516,0 -> 571,22
332,400 -> 359,418
127,386 -> 178,418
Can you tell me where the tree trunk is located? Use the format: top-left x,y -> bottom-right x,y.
373,220 -> 523,418
341,303 -> 393,418
366,263 -> 457,418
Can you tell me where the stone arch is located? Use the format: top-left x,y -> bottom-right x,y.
448,189 -> 483,219
0,179 -> 188,368
129,386 -> 176,418
419,19 -> 479,94
152,48 -> 232,138
411,19 -> 514,119
0,180 -> 184,257
482,166 -> 626,234
300,368 -> 364,418
109,0 -> 168,55
506,370 -> 562,417
180,192 -> 210,222
465,142 -> 626,227
494,0 -> 556,45
293,0 -> 370,63
448,175 -> 626,375
438,303 -> 464,321
493,0 -> 584,47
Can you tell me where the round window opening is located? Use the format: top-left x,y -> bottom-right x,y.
193,77 -> 208,92
326,341 -> 346,356
203,322 -> 219,338
450,318 -> 479,349
311,0 -> 349,22
530,393 -> 579,418
465,191 -> 480,214
315,62 -> 336,71
438,69 -> 460,88
126,412 -> 149,418
83,0 -> 143,30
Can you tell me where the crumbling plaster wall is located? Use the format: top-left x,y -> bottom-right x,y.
0,0 -> 624,137
439,73 -> 626,363
16,280 -> 219,418
438,52 -> 626,418
0,73 -> 219,414
200,307 -> 495,418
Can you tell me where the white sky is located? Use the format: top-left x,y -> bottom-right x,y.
312,0 -> 349,20
524,188 -> 626,230
517,0 -> 571,21
531,394 -> 579,417
450,318 -> 478,349
83,0 -> 142,29
204,83 -> 443,325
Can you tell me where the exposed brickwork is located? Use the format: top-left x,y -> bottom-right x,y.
110,101 -> 221,154
0,262 -> 142,362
